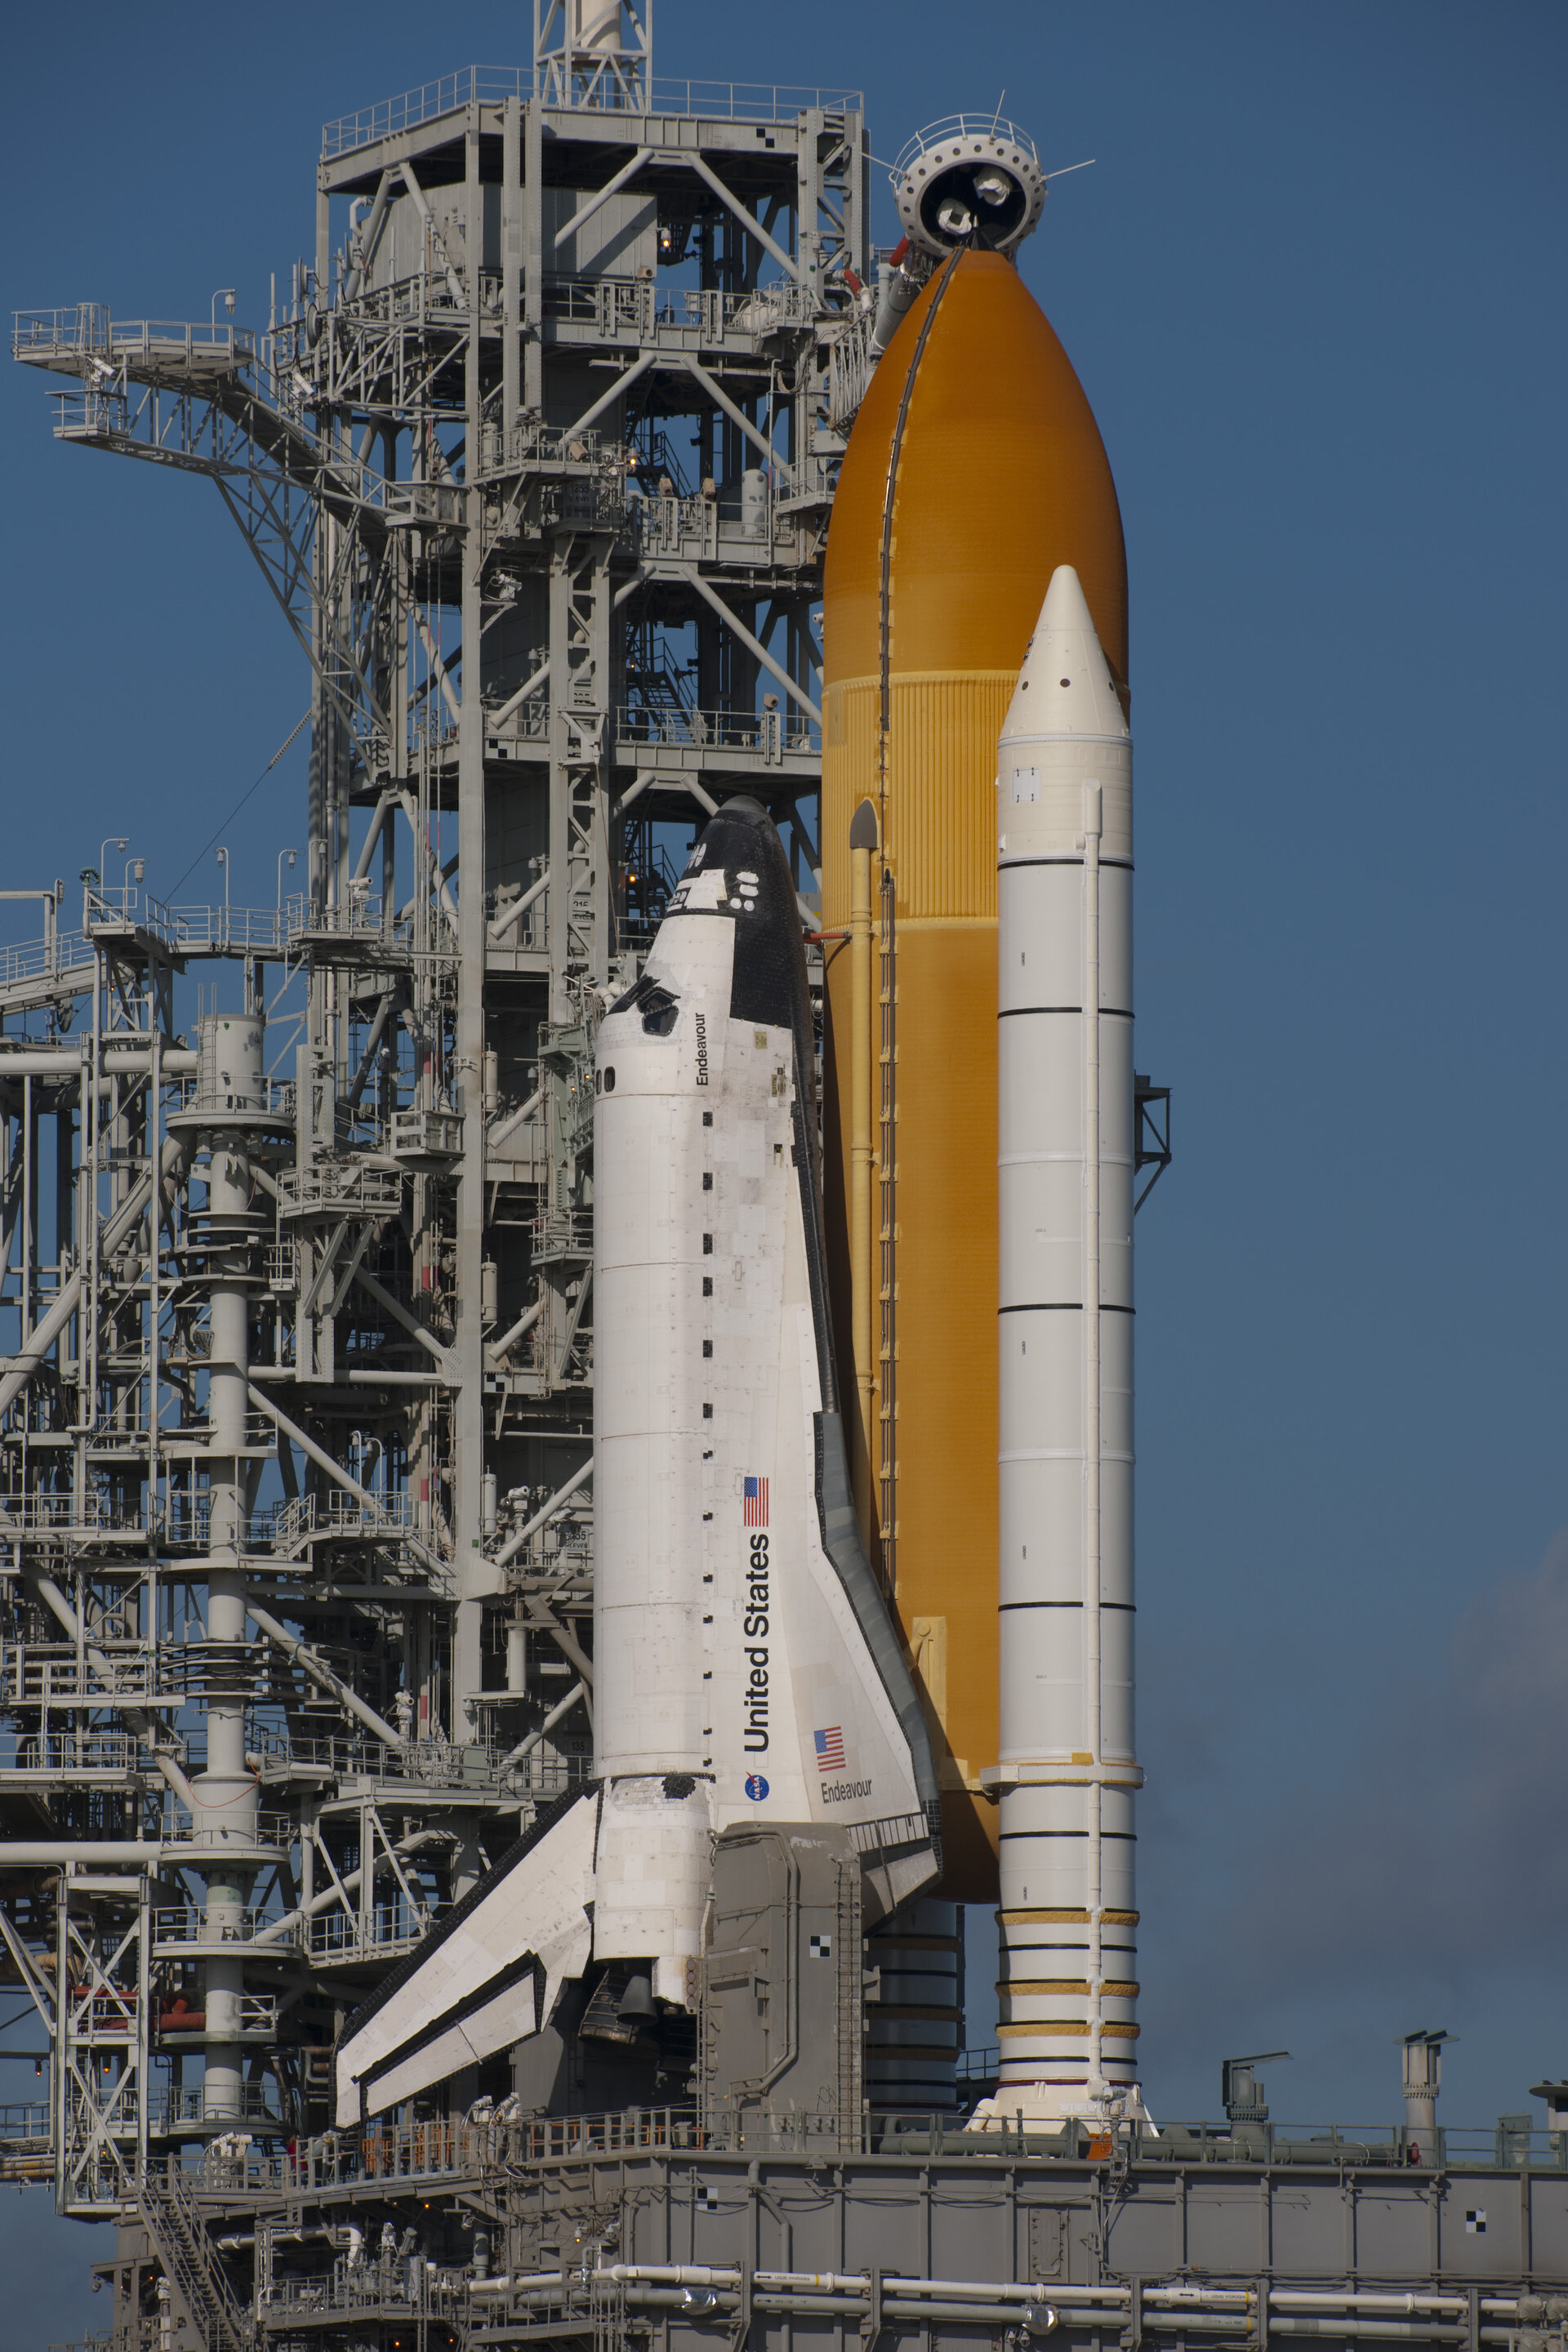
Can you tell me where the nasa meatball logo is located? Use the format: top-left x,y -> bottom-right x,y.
743,1773 -> 769,1802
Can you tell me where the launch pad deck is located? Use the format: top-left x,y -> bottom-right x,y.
94,2116 -> 1568,2351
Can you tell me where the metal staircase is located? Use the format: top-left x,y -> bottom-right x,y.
138,2161 -> 249,2352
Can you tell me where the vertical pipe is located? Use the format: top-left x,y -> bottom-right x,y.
21,1073 -> 33,1343
316,174 -> 339,947
452,99 -> 488,1730
148,1027 -> 161,1554
72,1061 -> 88,1526
523,91 -> 544,416
381,795 -> 397,969
849,799 -> 877,1539
87,945 -> 101,1428
56,1103 -> 73,1307
502,95 -> 521,461
546,550 -> 572,1024
200,1134 -> 257,2124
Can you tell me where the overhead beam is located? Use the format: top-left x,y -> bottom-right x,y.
488,866 -> 550,945
24,1567 -> 198,1817
396,791 -> 460,922
247,1832 -> 448,1947
501,1681 -> 586,1775
349,1263 -> 453,1370
246,1380 -> 413,1531
676,353 -> 795,491
488,657 -> 552,733
397,161 -> 467,310
341,169 -> 397,307
487,1087 -> 543,1153
682,569 -> 822,727
412,610 -> 463,725
487,1296 -> 545,1363
682,153 -> 804,287
0,1144 -> 183,1420
248,1599 -> 406,1755
551,147 -> 654,252
492,1457 -> 594,1570
564,348 -> 656,441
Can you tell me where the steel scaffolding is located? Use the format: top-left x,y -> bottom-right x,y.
2,2 -> 868,2247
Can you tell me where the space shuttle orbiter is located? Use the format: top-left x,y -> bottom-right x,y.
337,798 -> 938,2126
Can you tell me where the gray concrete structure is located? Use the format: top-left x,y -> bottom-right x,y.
95,2118 -> 1568,2350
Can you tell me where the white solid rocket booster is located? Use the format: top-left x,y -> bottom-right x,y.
987,564 -> 1142,2122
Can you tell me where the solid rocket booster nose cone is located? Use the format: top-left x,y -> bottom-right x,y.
1001,564 -> 1129,747
1039,562 -> 1095,633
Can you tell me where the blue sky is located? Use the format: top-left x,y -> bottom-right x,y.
3,1 -> 1566,2334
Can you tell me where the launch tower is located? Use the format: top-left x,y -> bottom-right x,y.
2,0 -> 872,2225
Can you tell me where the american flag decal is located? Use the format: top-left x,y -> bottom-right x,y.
814,1726 -> 845,1773
743,1477 -> 768,1527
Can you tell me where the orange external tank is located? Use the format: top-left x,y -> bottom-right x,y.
821,247 -> 1128,1900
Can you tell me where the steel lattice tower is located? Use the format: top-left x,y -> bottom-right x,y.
2,0 -> 869,2245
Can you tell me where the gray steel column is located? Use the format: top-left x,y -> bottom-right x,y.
198,1132 -> 257,2125
524,97 -> 544,415
502,96 -> 521,451
453,100 -> 488,1728
546,543 -> 574,1025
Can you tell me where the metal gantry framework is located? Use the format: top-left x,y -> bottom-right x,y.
1,1 -> 871,2227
